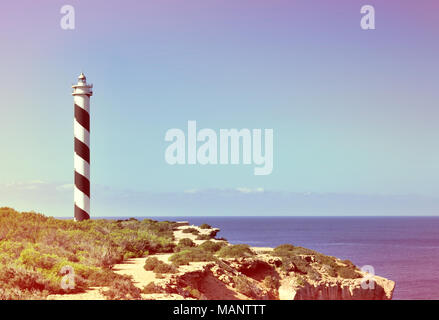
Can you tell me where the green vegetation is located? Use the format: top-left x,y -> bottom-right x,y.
101,277 -> 142,300
195,234 -> 213,240
198,240 -> 225,253
271,244 -> 361,279
196,229 -> 219,240
217,244 -> 255,258
143,282 -> 162,294
0,207 -> 177,299
182,228 -> 199,235
272,244 -> 317,257
176,238 -> 196,250
144,257 -> 177,274
169,247 -> 215,266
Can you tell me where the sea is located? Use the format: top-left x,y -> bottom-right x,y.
145,216 -> 439,300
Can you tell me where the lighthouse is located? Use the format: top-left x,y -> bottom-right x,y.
72,73 -> 93,221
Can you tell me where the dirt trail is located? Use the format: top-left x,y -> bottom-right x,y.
113,254 -> 172,289
47,287 -> 107,300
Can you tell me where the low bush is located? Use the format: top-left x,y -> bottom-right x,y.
198,241 -> 225,253
336,266 -> 361,279
217,244 -> 255,258
195,234 -> 213,240
101,277 -> 142,300
177,238 -> 196,249
144,257 -> 177,274
199,224 -> 212,229
143,282 -> 163,294
144,257 -> 160,270
182,228 -> 200,235
169,248 -> 215,266
196,229 -> 219,240
272,244 -> 316,257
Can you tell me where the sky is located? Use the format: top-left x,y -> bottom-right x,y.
0,0 -> 438,217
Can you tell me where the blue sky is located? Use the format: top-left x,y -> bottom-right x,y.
0,0 -> 438,216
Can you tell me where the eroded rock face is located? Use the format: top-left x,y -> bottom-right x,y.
279,275 -> 395,300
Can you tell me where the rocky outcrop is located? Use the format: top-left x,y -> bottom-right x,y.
279,275 -> 394,300
156,256 -> 395,300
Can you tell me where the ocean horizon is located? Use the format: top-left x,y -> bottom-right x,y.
81,215 -> 439,300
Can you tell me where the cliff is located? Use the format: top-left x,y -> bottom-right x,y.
140,224 -> 395,300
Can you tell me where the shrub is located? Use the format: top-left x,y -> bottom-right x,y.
0,265 -> 50,292
341,259 -> 359,270
196,234 -> 213,240
101,277 -> 142,300
196,229 -> 219,240
199,224 -> 212,229
169,248 -> 215,266
154,263 -> 177,274
198,241 -> 225,253
272,244 -> 316,257
143,282 -> 162,294
217,244 -> 255,258
144,257 -> 160,271
18,248 -> 58,270
177,238 -> 196,249
144,257 -> 177,274
336,266 -> 361,279
182,228 -> 200,235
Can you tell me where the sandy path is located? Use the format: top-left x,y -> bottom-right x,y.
47,287 -> 107,300
112,254 -> 172,289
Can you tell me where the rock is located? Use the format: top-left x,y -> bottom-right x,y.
279,275 -> 395,300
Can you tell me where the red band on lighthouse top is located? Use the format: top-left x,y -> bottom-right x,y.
75,104 -> 90,131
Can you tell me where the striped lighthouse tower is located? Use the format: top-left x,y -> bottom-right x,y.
72,73 -> 93,221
